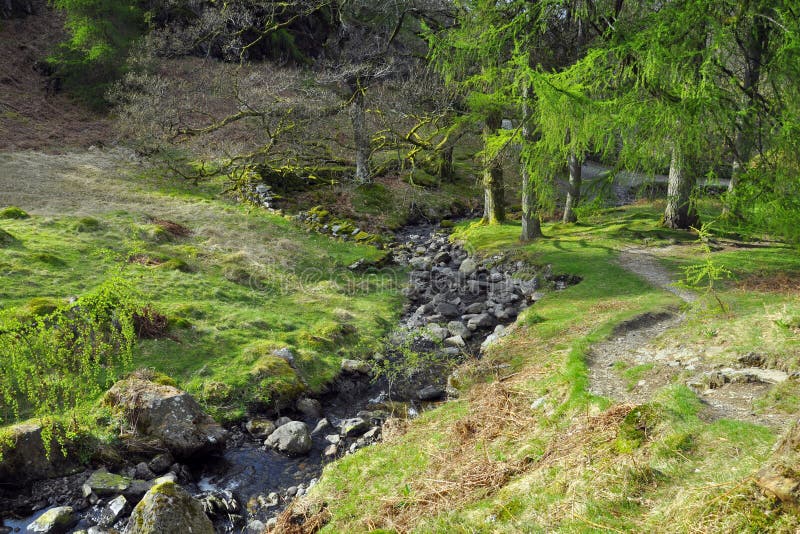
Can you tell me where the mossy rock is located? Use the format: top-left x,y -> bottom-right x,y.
158,258 -> 194,273
247,355 -> 305,409
31,252 -> 66,266
74,217 -> 102,232
0,228 -> 17,246
615,404 -> 661,452
440,219 -> 455,228
128,481 -> 214,534
0,206 -> 29,219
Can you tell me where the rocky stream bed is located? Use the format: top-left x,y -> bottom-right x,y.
0,222 -> 577,534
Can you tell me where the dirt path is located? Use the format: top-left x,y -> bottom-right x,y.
588,247 -> 791,429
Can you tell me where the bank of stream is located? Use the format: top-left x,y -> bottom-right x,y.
1,220 -> 574,533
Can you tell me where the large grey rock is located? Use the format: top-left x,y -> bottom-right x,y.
426,324 -> 449,343
264,421 -> 312,455
0,423 -> 81,486
104,378 -> 227,460
26,506 -> 76,533
148,452 -> 174,475
126,481 -> 213,534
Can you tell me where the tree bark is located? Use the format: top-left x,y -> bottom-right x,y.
663,145 -> 699,230
562,150 -> 582,223
520,85 -> 542,240
350,85 -> 370,184
437,146 -> 455,182
482,110 -> 505,224
728,14 -> 769,196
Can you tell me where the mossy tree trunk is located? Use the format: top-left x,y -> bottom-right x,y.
483,110 -> 505,224
663,145 -> 699,230
562,149 -> 582,223
350,82 -> 371,184
437,146 -> 455,182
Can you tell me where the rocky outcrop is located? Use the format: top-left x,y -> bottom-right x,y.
126,481 -> 214,534
0,422 -> 82,487
104,377 -> 227,460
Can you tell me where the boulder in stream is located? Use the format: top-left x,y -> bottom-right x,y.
264,421 -> 312,455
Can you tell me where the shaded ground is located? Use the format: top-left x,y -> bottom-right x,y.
0,2 -> 111,151
589,247 -> 793,429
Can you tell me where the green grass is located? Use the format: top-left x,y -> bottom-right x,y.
0,172 -> 404,424
304,204 -> 799,533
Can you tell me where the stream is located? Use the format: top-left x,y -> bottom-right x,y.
1,219 -> 554,533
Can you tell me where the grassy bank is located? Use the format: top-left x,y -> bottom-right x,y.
0,157 -> 404,426
300,203 -> 800,532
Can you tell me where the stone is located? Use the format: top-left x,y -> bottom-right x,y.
296,397 -> 323,418
246,419 -> 276,439
324,444 -> 338,457
0,423 -> 81,487
339,417 -> 369,437
264,421 -> 312,455
447,321 -> 471,339
756,467 -> 800,503
198,490 -> 238,518
433,251 -> 451,264
272,347 -> 295,364
409,256 -> 432,271
275,416 -> 292,427
147,452 -> 174,475
444,335 -> 466,348
83,469 -> 131,497
459,258 -> 478,276
465,302 -> 485,314
134,462 -> 156,481
104,378 -> 227,460
325,434 -> 341,444
341,359 -> 372,374
311,418 -> 330,435
436,302 -> 460,318
467,313 -> 495,330
246,520 -> 266,534
417,385 -> 445,401
123,479 -> 155,502
99,495 -> 129,527
127,481 -> 213,534
26,506 -> 76,533
426,324 -> 449,343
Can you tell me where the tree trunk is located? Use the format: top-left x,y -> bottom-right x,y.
562,150 -> 582,223
437,146 -> 455,182
520,85 -> 542,240
350,86 -> 370,184
482,110 -> 505,224
728,15 -> 768,196
663,146 -> 699,230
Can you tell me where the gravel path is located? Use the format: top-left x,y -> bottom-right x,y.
588,247 -> 791,429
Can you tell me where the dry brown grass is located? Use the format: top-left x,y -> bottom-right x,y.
736,272 -> 800,295
147,217 -> 193,237
271,501 -> 332,534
